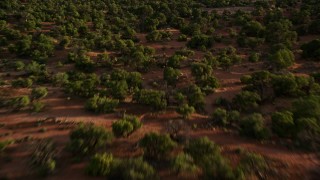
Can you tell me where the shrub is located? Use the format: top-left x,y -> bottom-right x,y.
248,52 -> 260,62
238,152 -> 267,178
112,120 -> 134,137
184,137 -> 235,179
31,87 -> 48,100
167,55 -> 187,68
31,101 -> 45,113
146,30 -> 172,42
14,61 -> 25,71
9,96 -> 30,111
292,96 -> 320,120
271,74 -> 298,96
269,48 -> 295,70
172,153 -> 199,178
228,110 -> 241,125
11,78 -> 33,88
271,111 -> 295,137
184,137 -> 220,164
176,104 -> 195,119
186,85 -> 205,111
177,34 -> 188,41
139,132 -> 176,160
53,72 -> 69,86
163,67 -> 181,86
232,91 -> 261,112
187,34 -> 214,50
30,140 -> 57,176
85,95 -> 119,113
110,80 -> 129,100
123,115 -> 142,130
68,123 -> 113,156
239,113 -> 269,140
109,157 -> 157,180
295,118 -> 320,150
212,108 -> 228,126
86,153 -> 114,176
133,89 -> 167,110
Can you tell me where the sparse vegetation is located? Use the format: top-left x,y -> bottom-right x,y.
0,0 -> 319,178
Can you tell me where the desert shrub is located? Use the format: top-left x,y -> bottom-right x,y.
232,91 -> 261,112
238,152 -> 267,178
292,96 -> 320,121
139,132 -> 176,160
184,137 -> 235,179
110,80 -> 129,100
75,54 -> 95,72
53,72 -> 69,86
64,74 -> 99,97
271,111 -> 295,137
31,101 -> 45,113
172,153 -> 199,178
212,108 -> 228,126
217,47 -> 242,70
176,104 -> 195,119
201,153 -> 235,180
239,113 -> 269,140
11,78 -> 33,88
112,120 -> 134,137
133,89 -> 167,110
25,61 -> 46,76
184,137 -> 220,164
85,95 -> 119,113
146,30 -> 172,42
167,54 -> 187,68
58,36 -> 71,49
68,123 -> 113,156
31,87 -> 48,100
30,140 -> 57,176
163,67 -> 181,86
248,52 -> 260,62
186,85 -> 205,111
271,74 -> 298,96
187,34 -> 214,50
177,34 -> 188,41
228,110 -> 241,125
86,153 -> 114,176
14,61 -> 25,71
191,62 -> 219,92
9,96 -> 30,111
295,118 -> 320,150
109,157 -> 157,180
269,48 -> 295,70
265,19 -> 297,47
